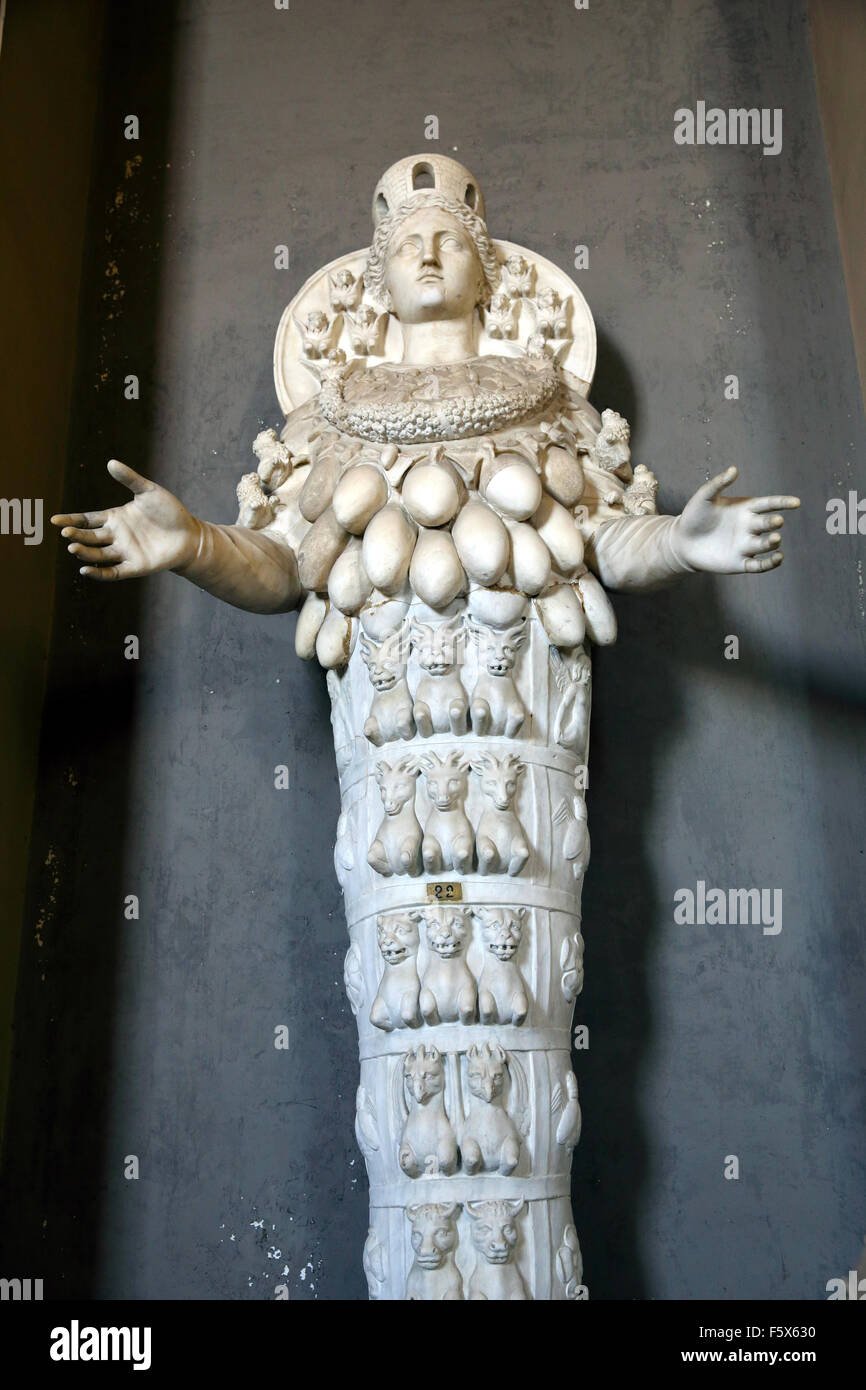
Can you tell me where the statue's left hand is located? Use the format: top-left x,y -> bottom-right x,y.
674,466 -> 800,574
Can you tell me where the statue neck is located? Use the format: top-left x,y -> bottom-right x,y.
399,316 -> 478,366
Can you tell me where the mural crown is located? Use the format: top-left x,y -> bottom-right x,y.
372,153 -> 486,228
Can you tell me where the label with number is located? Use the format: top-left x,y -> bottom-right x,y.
426,882 -> 463,902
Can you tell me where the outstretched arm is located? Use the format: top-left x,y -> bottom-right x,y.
587,466 -> 800,592
52,460 -> 301,615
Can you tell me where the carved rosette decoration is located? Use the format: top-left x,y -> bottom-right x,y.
247,154 -> 652,1299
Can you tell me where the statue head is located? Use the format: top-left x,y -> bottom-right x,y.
364,155 -> 499,319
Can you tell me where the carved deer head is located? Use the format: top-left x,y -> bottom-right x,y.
471,751 -> 525,812
419,749 -> 471,811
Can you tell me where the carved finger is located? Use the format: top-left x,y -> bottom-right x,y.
749,495 -> 800,514
744,551 -> 783,573
61,524 -> 113,545
106,459 -> 154,495
694,465 -> 738,503
743,533 -> 782,556
69,542 -> 124,563
749,513 -> 784,534
79,561 -> 131,580
51,510 -> 109,528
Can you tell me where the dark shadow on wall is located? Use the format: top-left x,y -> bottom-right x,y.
573,325 -> 866,1299
570,324 -> 678,1300
0,3 -> 180,1297
576,576 -> 866,1298
715,0 -> 866,1283
569,1 -> 866,1299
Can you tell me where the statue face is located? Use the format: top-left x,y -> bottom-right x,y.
384,207 -> 483,324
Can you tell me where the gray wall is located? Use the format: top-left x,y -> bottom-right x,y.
809,0 -> 866,403
2,0 -> 864,1300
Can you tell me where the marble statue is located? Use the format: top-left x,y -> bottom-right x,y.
52,154 -> 799,1299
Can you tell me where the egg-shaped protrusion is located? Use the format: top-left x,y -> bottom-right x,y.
468,586 -> 528,628
362,503 -> 417,596
332,464 -> 388,535
295,592 -> 329,659
481,451 -> 543,521
505,518 -> 553,596
575,570 -> 617,646
297,506 -> 350,592
401,462 -> 461,527
451,501 -> 510,586
531,495 -> 585,575
360,588 -> 411,641
535,582 -> 586,649
409,529 -> 466,610
316,607 -> 355,669
542,445 -> 585,507
328,539 -> 373,615
299,449 -> 339,522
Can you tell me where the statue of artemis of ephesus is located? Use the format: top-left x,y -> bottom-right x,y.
53,155 -> 798,1299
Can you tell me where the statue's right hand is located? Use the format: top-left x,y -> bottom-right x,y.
51,460 -> 200,580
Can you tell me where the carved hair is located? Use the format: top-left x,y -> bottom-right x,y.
364,191 -> 501,312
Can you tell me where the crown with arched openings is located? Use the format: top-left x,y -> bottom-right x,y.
372,154 -> 486,228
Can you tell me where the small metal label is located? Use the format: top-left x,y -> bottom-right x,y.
426,882 -> 463,902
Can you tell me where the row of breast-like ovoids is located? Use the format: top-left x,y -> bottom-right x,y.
243,393 -> 643,670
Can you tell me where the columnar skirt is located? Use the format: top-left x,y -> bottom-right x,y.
329,598 -> 590,1300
